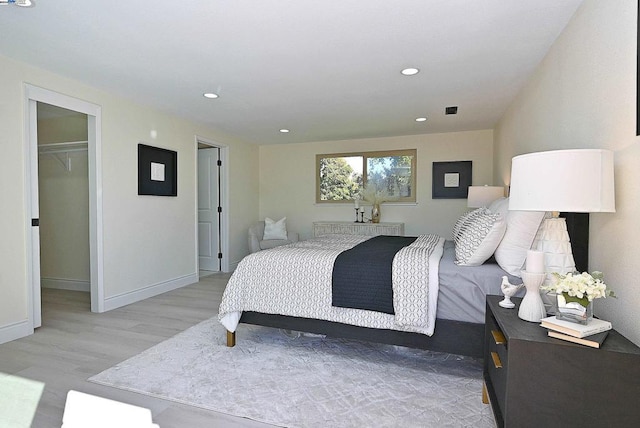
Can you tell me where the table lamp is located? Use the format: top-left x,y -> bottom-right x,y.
509,149 -> 615,273
509,149 -> 615,317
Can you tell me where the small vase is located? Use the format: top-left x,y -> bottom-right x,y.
518,271 -> 547,322
556,292 -> 593,325
371,204 -> 381,223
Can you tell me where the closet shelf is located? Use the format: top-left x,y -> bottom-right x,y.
39,141 -> 88,171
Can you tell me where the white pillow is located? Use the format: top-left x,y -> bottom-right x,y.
263,217 -> 288,240
494,210 -> 545,277
451,208 -> 484,241
454,209 -> 507,266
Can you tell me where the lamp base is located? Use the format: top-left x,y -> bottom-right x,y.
533,217 -> 576,286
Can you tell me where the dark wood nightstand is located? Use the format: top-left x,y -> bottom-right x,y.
483,295 -> 640,428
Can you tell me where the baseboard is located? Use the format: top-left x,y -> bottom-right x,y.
0,319 -> 33,345
41,277 -> 90,292
103,273 -> 198,312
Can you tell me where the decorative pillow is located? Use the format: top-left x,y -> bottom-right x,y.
454,209 -> 507,266
263,217 -> 287,240
451,208 -> 484,241
494,210 -> 546,277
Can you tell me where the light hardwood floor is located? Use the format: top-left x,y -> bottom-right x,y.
0,274 -> 274,428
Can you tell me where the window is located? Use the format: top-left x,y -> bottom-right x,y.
316,149 -> 417,203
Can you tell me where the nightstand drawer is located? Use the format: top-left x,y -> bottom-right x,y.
487,350 -> 506,417
488,334 -> 508,368
486,312 -> 509,364
485,310 -> 508,418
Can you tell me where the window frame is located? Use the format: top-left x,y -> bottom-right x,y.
315,149 -> 417,204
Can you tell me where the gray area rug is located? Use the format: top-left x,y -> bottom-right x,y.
89,319 -> 495,427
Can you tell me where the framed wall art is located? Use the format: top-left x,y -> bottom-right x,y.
138,143 -> 177,196
432,160 -> 472,199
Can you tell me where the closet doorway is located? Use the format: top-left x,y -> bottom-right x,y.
24,85 -> 104,331
196,136 -> 229,275
37,103 -> 91,314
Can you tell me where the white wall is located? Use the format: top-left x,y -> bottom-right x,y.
495,0 -> 639,345
259,130 -> 495,239
0,53 -> 259,343
227,141 -> 260,265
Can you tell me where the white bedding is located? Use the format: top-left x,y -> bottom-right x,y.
219,234 -> 445,336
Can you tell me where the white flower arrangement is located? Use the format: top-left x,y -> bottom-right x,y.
360,182 -> 398,205
542,271 -> 615,307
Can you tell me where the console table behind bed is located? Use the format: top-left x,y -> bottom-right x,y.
226,213 -> 588,358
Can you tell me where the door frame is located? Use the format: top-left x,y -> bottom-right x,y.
195,136 -> 229,272
24,84 -> 105,330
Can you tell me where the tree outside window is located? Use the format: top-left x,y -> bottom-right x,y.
316,149 -> 416,203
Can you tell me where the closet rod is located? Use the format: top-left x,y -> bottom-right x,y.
38,141 -> 88,155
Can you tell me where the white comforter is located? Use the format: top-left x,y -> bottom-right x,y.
219,234 -> 445,336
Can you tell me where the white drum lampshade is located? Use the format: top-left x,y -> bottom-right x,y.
467,185 -> 505,208
509,149 -> 615,277
509,149 -> 615,214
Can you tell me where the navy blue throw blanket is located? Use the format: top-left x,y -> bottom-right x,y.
331,235 -> 417,314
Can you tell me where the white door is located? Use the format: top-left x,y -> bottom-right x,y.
28,100 -> 43,328
198,147 -> 221,272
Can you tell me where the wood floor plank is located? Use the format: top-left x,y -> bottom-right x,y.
0,273 -> 275,427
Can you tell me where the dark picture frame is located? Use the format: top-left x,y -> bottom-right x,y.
138,144 -> 177,196
432,160 -> 472,199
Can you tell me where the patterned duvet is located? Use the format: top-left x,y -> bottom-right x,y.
218,234 -> 445,336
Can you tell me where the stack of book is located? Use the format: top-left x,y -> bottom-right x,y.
540,316 -> 612,348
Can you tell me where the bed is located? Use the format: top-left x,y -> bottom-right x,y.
219,207 -> 587,359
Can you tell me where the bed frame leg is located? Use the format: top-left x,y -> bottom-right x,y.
482,381 -> 489,404
226,330 -> 236,347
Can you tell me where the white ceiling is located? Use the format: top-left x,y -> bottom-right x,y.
0,0 -> 583,145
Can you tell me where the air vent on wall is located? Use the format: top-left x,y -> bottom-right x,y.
445,106 -> 458,115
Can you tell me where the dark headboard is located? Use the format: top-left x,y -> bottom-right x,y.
561,212 -> 589,272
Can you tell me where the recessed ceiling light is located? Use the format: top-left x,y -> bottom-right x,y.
279,129 -> 290,133
401,68 -> 420,76
203,92 -> 219,99
415,117 -> 427,122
